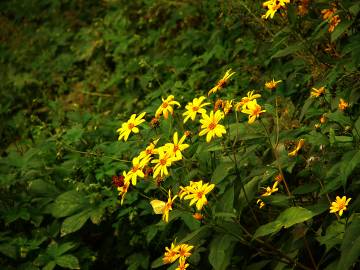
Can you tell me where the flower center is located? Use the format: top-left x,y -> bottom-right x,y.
162,102 -> 168,108
128,123 -> 135,129
197,191 -> 204,199
173,145 -> 179,152
218,79 -> 226,88
252,106 -> 261,116
192,106 -> 199,111
160,158 -> 167,165
208,122 -> 217,130
131,165 -> 139,172
337,201 -> 345,210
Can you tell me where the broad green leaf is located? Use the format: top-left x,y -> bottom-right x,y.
51,191 -> 88,218
337,216 -> 360,270
60,210 -> 91,236
55,255 -> 80,269
209,234 -> 236,270
317,221 -> 345,253
28,179 -> 59,197
63,126 -> 84,144
211,162 -> 233,184
254,221 -> 283,238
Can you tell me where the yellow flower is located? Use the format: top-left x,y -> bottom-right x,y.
180,180 -> 215,210
330,196 -> 351,216
223,100 -> 233,115
183,96 -> 210,123
150,190 -> 178,223
163,242 -> 180,264
178,244 -> 193,260
199,110 -> 226,143
155,95 -> 181,119
116,112 -> 146,141
164,132 -> 189,159
262,0 -> 290,19
265,79 -> 282,90
261,182 -> 279,197
241,99 -> 266,124
151,148 -> 178,178
321,8 -> 336,20
117,172 -> 130,205
310,86 -> 326,98
338,98 -> 349,111
124,156 -> 150,185
288,139 -> 305,157
192,212 -> 203,221
208,69 -> 236,96
257,199 -> 266,209
176,259 -> 189,270
235,91 -> 261,111
138,139 -> 160,161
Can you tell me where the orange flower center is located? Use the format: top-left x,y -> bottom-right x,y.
173,145 -> 179,152
337,201 -> 345,210
192,106 -> 199,111
131,165 -> 139,172
160,158 -> 167,165
197,191 -> 204,199
162,102 -> 168,108
252,106 -> 262,116
128,123 -> 135,129
208,122 -> 217,130
218,79 -> 226,88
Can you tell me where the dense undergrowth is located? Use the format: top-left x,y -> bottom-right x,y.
0,0 -> 360,269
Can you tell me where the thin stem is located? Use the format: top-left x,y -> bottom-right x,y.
304,236 -> 317,270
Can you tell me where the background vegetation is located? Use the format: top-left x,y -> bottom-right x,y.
0,0 -> 359,269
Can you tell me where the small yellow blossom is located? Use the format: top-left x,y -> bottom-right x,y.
180,180 -> 215,210
151,148 -> 178,178
262,0 -> 290,19
183,96 -> 210,123
117,172 -> 130,205
265,79 -> 282,90
199,110 -> 226,143
330,196 -> 351,216
125,156 -> 151,185
235,91 -> 261,111
320,115 -> 327,124
208,69 -> 236,96
223,100 -> 233,115
257,199 -> 266,209
164,132 -> 189,159
116,112 -> 146,141
338,98 -> 349,111
288,139 -> 305,157
241,99 -> 266,124
274,174 -> 283,183
310,86 -> 326,98
155,95 -> 181,119
178,244 -> 193,260
163,242 -> 180,264
328,15 -> 341,33
138,139 -> 160,161
261,182 -> 279,197
176,259 -> 189,270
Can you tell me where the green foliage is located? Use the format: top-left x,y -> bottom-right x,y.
1,0 -> 360,269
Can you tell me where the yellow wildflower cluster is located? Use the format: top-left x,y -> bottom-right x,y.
179,180 -> 215,210
261,0 -> 290,19
163,242 -> 193,269
235,90 -> 266,124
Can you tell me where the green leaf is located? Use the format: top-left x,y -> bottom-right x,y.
331,20 -> 353,43
337,216 -> 360,270
28,179 -> 59,197
52,191 -> 88,218
43,261 -> 56,270
209,234 -> 236,270
215,185 -> 234,213
55,255 -> 80,269
271,43 -> 304,59
317,221 -> 345,253
211,162 -> 233,184
254,207 -> 318,238
61,210 -> 91,236
63,126 -> 84,144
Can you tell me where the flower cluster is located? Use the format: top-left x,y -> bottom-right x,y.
321,5 -> 341,33
163,241 -> 193,270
